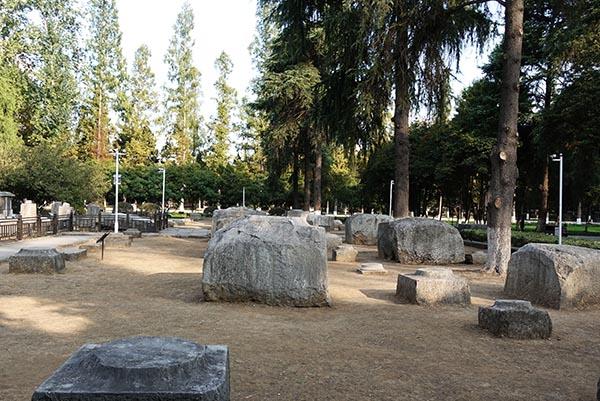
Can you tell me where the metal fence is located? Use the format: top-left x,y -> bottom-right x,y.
0,212 -> 168,241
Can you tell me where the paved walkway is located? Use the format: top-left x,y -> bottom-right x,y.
0,234 -> 95,262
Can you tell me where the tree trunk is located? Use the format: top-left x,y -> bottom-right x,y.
292,150 -> 300,209
485,0 -> 524,275
303,138 -> 312,211
392,14 -> 410,218
536,158 -> 549,232
313,143 -> 322,212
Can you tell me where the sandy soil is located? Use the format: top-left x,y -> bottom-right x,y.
0,235 -> 598,401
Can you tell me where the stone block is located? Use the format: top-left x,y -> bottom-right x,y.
345,213 -> 393,245
8,248 -> 65,274
478,300 -> 552,339
105,232 -> 132,248
378,218 -> 465,264
505,243 -> 600,309
357,263 -> 387,275
61,248 -> 87,261
203,216 -> 329,307
396,268 -> 470,305
326,233 -> 343,260
306,213 -> 335,231
287,209 -> 309,220
124,228 -> 142,238
19,200 -> 37,218
86,203 -> 102,216
333,219 -> 344,231
472,250 -> 487,265
51,201 -> 73,216
333,245 -> 358,262
32,336 -> 229,401
212,207 -> 266,233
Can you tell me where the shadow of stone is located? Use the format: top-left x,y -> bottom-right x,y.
359,289 -> 397,303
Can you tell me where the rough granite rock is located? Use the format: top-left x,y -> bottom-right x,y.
124,228 -> 142,238
307,213 -> 335,231
333,219 -> 344,231
31,336 -> 230,401
326,233 -> 343,260
105,232 -> 132,248
203,216 -> 330,307
396,268 -> 470,305
345,213 -> 394,245
505,243 -> 600,309
9,248 -> 65,274
333,245 -> 358,262
60,248 -> 87,261
211,207 -> 266,233
478,300 -> 552,339
286,209 -> 310,220
378,218 -> 465,264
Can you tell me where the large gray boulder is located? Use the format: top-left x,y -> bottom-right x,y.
307,213 -> 335,231
31,336 -> 229,401
345,213 -> 394,245
478,300 -> 552,339
9,248 -> 65,274
505,243 -> 600,309
211,207 -> 266,233
377,218 -> 465,264
203,216 -> 330,307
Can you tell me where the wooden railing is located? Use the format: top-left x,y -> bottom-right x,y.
0,212 -> 168,241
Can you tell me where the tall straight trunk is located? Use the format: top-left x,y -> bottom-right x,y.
536,74 -> 554,232
392,15 -> 410,218
292,149 -> 300,209
485,0 -> 524,275
313,143 -> 322,212
303,138 -> 312,211
536,158 -> 549,231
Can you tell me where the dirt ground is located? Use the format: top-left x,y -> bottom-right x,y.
0,233 -> 599,401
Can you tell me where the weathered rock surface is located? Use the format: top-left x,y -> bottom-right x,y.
287,209 -> 309,220
212,207 -> 266,233
396,268 -> 470,305
357,263 -> 387,275
345,214 -> 393,245
326,233 -> 343,260
61,248 -> 87,261
378,218 -> 465,264
124,228 -> 142,238
105,232 -> 132,248
203,216 -> 330,307
9,248 -> 65,274
471,250 -> 487,265
333,219 -> 344,231
31,336 -> 230,401
478,300 -> 552,339
505,243 -> 600,309
333,245 -> 358,262
307,213 -> 335,231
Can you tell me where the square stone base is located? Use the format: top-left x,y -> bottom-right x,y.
8,248 -> 65,274
396,268 -> 470,305
478,300 -> 552,339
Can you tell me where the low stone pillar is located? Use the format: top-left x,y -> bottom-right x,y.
333,245 -> 358,262
8,248 -> 65,274
396,268 -> 470,305
478,300 -> 552,339
31,336 -> 230,401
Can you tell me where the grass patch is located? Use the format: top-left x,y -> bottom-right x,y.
460,228 -> 600,250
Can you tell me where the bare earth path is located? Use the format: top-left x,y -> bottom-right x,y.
0,236 -> 598,400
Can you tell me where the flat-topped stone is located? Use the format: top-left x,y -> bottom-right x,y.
505,243 -> 600,309
345,213 -> 394,245
287,209 -> 309,220
31,336 -> 229,401
396,268 -> 470,305
212,207 -> 266,233
307,213 -> 335,231
478,300 -> 552,339
333,245 -> 358,262
203,216 -> 330,307
8,248 -> 65,274
357,263 -> 387,275
124,228 -> 142,238
60,248 -> 87,261
105,232 -> 132,248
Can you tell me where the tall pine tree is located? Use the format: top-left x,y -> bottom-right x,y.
163,1 -> 202,165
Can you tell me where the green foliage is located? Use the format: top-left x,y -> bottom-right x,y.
460,228 -> 600,250
163,2 -> 203,164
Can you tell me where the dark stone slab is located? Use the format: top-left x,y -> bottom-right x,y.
478,300 -> 552,339
32,336 -> 230,401
9,248 -> 65,274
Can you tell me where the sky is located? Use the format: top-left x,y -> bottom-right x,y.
115,0 -> 499,122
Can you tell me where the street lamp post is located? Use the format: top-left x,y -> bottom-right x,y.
158,168 -> 166,213
111,149 -> 125,233
550,153 -> 564,245
389,180 -> 394,217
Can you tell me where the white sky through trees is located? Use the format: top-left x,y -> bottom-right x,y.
116,0 -> 498,123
